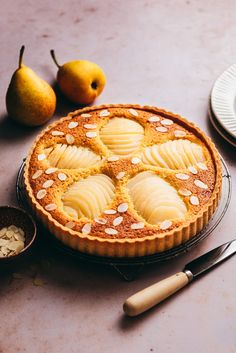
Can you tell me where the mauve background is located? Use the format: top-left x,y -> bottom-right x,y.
0,1 -> 236,352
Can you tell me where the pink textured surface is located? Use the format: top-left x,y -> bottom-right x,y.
0,1 -> 236,352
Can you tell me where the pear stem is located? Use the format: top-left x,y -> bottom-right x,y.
50,50 -> 61,68
18,45 -> 25,69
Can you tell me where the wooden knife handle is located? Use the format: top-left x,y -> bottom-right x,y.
123,272 -> 190,317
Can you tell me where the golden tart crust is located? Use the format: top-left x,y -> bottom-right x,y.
24,104 -> 222,257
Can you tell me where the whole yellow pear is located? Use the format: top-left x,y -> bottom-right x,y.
50,50 -> 106,105
6,46 -> 56,126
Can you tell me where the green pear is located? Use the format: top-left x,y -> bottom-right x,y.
6,46 -> 56,126
50,50 -> 106,105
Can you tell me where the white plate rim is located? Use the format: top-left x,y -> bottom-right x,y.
208,104 -> 236,148
211,63 -> 236,138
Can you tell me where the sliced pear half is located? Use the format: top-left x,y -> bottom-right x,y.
44,144 -> 102,169
142,139 -> 205,169
62,174 -> 115,220
127,171 -> 187,224
100,117 -> 144,157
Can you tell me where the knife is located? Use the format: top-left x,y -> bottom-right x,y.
123,239 -> 236,317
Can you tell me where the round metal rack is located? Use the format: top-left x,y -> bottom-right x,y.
16,157 -> 232,280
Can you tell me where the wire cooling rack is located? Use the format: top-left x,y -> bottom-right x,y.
16,157 -> 231,280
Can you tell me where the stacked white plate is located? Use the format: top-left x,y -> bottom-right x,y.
210,63 -> 236,147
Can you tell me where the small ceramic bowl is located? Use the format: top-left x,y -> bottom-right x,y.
0,206 -> 37,263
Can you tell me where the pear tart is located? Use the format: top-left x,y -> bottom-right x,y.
24,104 -> 222,257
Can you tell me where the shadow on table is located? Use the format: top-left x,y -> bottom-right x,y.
0,113 -> 41,141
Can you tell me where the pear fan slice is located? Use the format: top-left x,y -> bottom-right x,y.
100,117 -> 144,156
127,171 -> 187,224
45,144 -> 102,169
142,139 -> 205,169
62,174 -> 115,220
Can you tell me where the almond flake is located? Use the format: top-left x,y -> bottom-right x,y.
32,170 -> 43,179
42,180 -> 54,188
84,123 -> 97,129
38,154 -> 46,161
175,173 -> 190,180
107,156 -> 120,162
190,195 -> 199,206
68,121 -> 78,129
160,220 -> 172,230
0,247 -> 9,256
36,189 -> 47,199
161,119 -> 173,126
94,218 -> 107,225
148,116 -> 160,123
131,222 -> 144,230
66,134 -> 75,144
8,225 -> 19,232
0,227 -> 7,237
174,130 -> 187,138
197,162 -> 208,171
33,277 -> 45,286
86,131 -> 97,138
104,209 -> 117,215
81,223 -> 91,234
178,188 -> 192,196
58,173 -> 67,181
117,203 -> 128,213
105,228 -> 118,235
81,113 -> 91,118
0,239 -> 8,246
52,130 -> 64,136
45,203 -> 57,211
188,166 -> 198,175
113,216 -> 123,226
194,179 -> 208,189
7,240 -> 24,252
65,221 -> 75,229
131,157 -> 141,165
116,171 -> 126,180
99,109 -> 110,117
45,167 -> 58,174
128,108 -> 138,116
13,233 -> 25,242
6,230 -> 14,238
156,126 -> 168,133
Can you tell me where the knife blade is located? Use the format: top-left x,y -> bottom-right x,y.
123,239 -> 236,317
